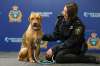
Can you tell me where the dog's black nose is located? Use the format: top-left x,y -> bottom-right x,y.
33,23 -> 38,27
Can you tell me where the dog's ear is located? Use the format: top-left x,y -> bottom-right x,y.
28,12 -> 34,23
39,15 -> 42,22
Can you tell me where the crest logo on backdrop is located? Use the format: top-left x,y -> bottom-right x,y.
8,5 -> 22,23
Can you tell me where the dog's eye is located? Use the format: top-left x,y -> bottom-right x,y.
31,18 -> 34,20
36,18 -> 40,20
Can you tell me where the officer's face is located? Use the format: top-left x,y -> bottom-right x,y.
63,5 -> 68,20
64,6 -> 68,16
64,5 -> 68,13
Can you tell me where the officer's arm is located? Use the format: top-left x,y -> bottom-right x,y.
42,15 -> 63,41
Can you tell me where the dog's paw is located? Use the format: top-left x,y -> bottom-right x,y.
18,57 -> 24,61
29,58 -> 35,63
29,60 -> 35,63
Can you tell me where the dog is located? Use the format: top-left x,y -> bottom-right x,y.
18,12 -> 47,63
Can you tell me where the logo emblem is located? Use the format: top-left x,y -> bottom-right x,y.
87,32 -> 100,49
8,5 -> 22,22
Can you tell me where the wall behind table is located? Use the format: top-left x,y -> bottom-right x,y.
0,0 -> 100,52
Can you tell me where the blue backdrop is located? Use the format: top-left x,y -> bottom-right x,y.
0,0 -> 100,52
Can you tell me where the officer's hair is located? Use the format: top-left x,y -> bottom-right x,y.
65,2 -> 78,20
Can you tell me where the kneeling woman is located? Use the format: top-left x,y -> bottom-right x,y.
42,2 -> 98,63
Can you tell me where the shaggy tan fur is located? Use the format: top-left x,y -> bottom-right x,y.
18,12 -> 47,63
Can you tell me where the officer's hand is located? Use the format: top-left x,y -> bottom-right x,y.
45,48 -> 53,60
